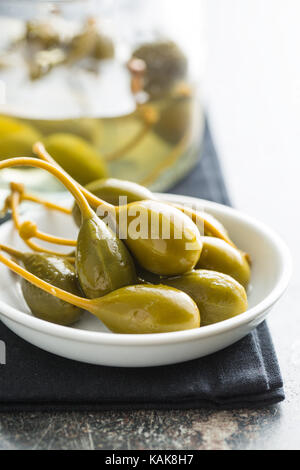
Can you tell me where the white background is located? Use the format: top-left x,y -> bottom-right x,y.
204,0 -> 299,308
205,0 -> 300,221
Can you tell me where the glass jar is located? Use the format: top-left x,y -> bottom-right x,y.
0,0 -> 205,192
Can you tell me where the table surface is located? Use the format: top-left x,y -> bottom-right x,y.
0,0 -> 300,450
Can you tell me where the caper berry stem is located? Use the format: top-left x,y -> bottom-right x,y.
0,243 -> 75,264
21,235 -> 75,257
33,142 -> 112,210
104,121 -> 152,162
10,190 -> 21,229
104,106 -> 159,162
5,182 -> 71,217
7,182 -> 77,255
0,156 -> 94,220
22,193 -> 72,215
0,250 -> 90,311
141,131 -> 190,187
0,244 -> 24,259
171,203 -> 236,248
34,229 -> 77,246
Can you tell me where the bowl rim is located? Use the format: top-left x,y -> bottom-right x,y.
0,194 -> 292,346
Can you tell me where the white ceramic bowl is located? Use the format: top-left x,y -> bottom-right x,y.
0,194 -> 292,367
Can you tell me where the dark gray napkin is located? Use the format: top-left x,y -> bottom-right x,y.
0,122 -> 284,410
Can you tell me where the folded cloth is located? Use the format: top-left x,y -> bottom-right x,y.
0,122 -> 284,410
